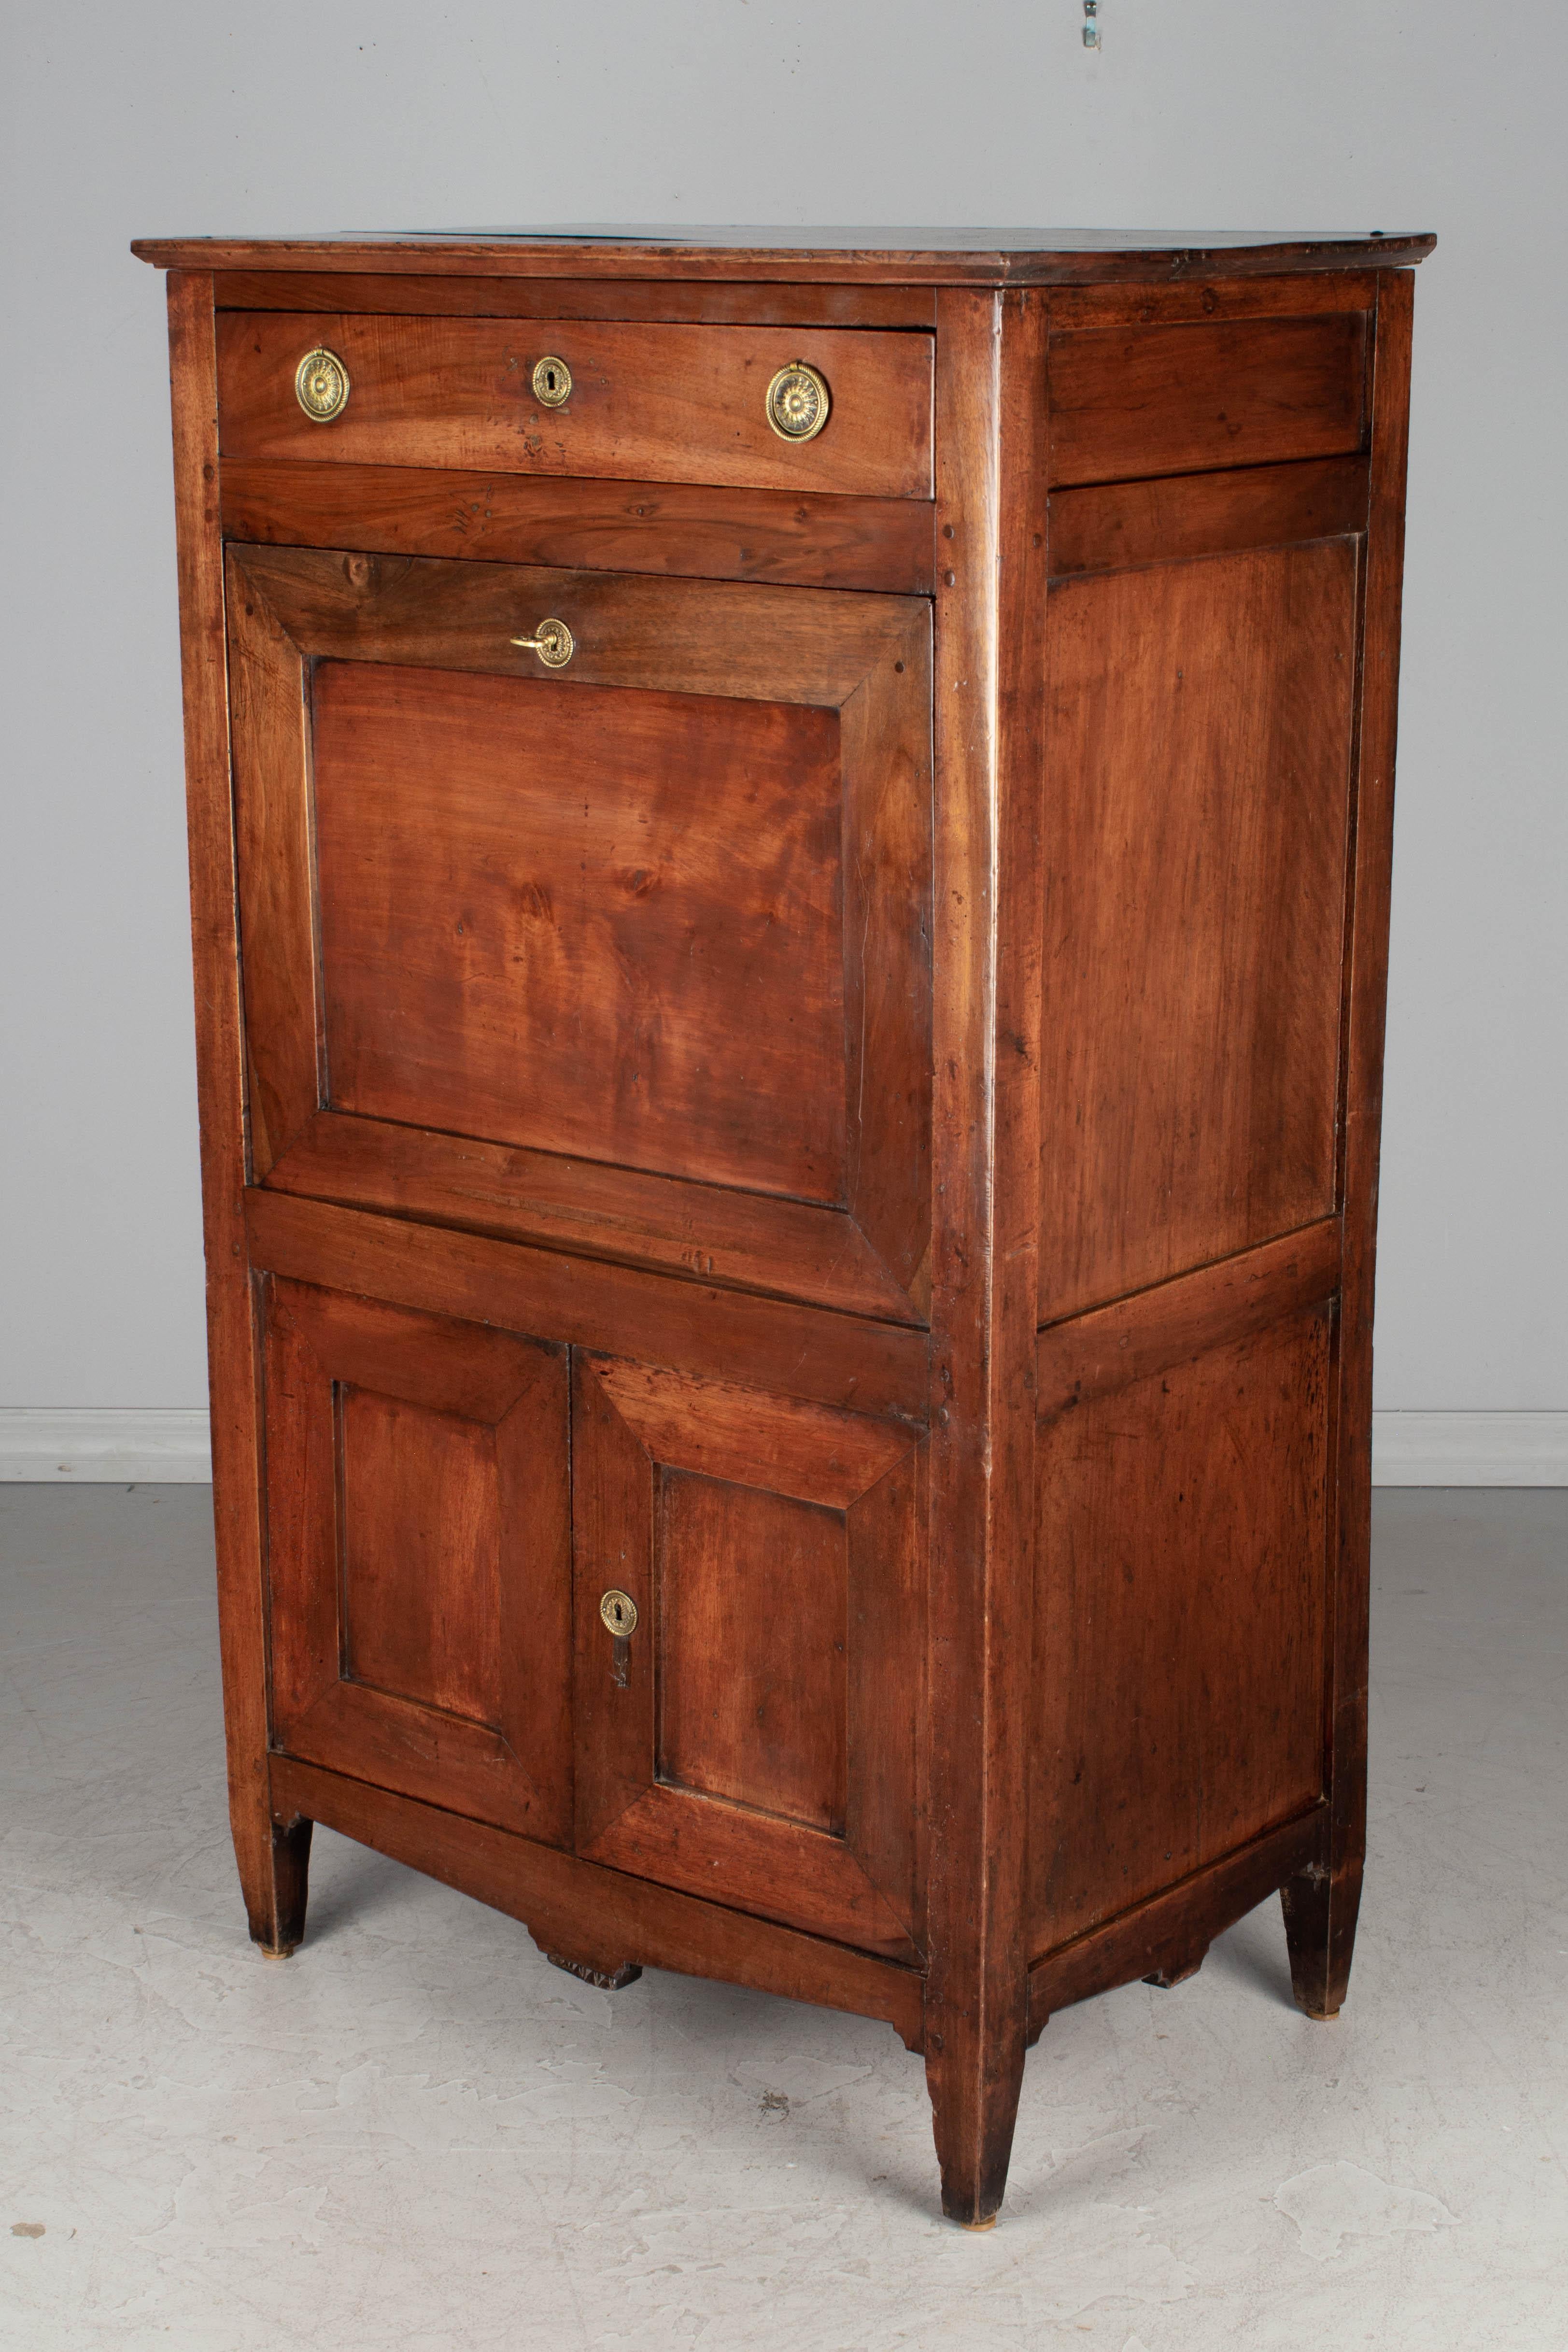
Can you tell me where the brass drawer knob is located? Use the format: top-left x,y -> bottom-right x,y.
294,346 -> 350,422
509,617 -> 574,667
765,359 -> 830,443
532,354 -> 572,407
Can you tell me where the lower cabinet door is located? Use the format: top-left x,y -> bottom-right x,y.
263,1277 -> 573,1844
262,1273 -> 924,1954
571,1351 -> 925,1959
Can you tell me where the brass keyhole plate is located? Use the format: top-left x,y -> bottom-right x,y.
599,1588 -> 638,1637
532,355 -> 573,407
294,346 -> 350,423
765,360 -> 830,443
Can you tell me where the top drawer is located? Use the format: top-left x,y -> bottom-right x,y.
217,312 -> 934,499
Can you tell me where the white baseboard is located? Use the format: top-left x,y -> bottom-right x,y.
0,1409 -> 212,1484
1,1408 -> 1563,1488
1371,1411 -> 1568,1488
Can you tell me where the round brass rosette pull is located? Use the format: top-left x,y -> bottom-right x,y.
294,346 -> 350,422
509,617 -> 575,668
765,359 -> 831,442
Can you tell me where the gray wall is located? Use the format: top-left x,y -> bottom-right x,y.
3,0 -> 1563,1416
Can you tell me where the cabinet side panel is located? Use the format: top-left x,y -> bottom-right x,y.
1031,1306 -> 1331,1952
1039,541 -> 1357,1320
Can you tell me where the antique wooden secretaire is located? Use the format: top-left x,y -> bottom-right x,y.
134,225 -> 1431,2223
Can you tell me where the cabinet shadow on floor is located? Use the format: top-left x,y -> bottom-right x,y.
1204,1900 -> 1300,2010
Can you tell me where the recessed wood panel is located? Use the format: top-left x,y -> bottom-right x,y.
658,1472 -> 848,1833
263,1278 -> 572,1842
339,1388 -> 502,1727
1039,540 -> 1356,1321
1030,1305 -> 1332,1956
217,312 -> 934,498
312,659 -> 845,1205
1046,313 -> 1367,486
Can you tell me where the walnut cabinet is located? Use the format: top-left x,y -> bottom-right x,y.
135,227 -> 1431,2225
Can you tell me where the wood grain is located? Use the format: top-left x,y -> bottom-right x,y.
212,271 -> 939,327
1046,271 -> 1376,332
1036,1219 -> 1342,1411
1028,1807 -> 1324,2028
583,1355 -> 912,1508
134,229 -> 1436,286
1046,456 -> 1368,579
218,312 -> 934,498
1038,540 -> 1357,1321
224,553 -> 322,1174
220,457 -> 936,593
920,288 -> 1049,2229
270,1754 -> 927,2051
572,1352 -> 923,1956
338,1389 -> 503,1725
263,1279 -> 573,1844
161,271 -> 301,1953
244,1189 -> 931,1422
1031,1307 -> 1332,1951
1290,266 -> 1419,2022
311,659 -> 847,1205
264,1112 -> 924,1327
226,540 -> 932,1312
143,232 -> 1428,2221
657,1472 -> 849,1833
1047,313 -> 1368,486
1053,275 -> 1372,336
226,539 -> 927,706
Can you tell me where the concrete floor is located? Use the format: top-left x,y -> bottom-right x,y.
0,1487 -> 1564,2351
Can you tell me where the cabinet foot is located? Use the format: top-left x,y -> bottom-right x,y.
1143,1942 -> 1209,1991
1281,1858 -> 1361,2020
927,2026 -> 1027,2229
241,1815 -> 312,1957
545,1948 -> 643,1992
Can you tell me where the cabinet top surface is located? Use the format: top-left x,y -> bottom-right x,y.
131,225 -> 1435,284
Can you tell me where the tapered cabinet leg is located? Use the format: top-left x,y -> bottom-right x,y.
925,2018 -> 1029,2229
1280,1858 -> 1362,2019
238,1813 -> 312,1957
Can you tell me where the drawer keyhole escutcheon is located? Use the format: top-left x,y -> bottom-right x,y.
765,359 -> 831,443
532,354 -> 572,407
600,1588 -> 637,1688
293,346 -> 350,423
509,617 -> 575,668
